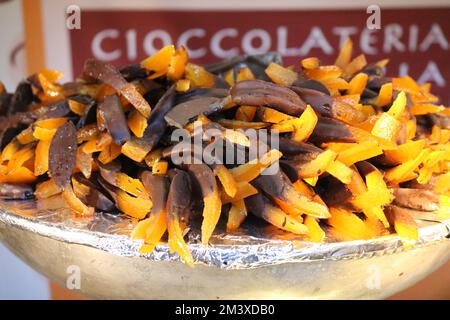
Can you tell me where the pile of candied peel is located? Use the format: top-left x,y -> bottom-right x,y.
0,38 -> 448,265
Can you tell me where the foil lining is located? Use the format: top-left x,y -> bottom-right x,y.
0,199 -> 449,270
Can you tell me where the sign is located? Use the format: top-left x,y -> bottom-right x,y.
68,8 -> 450,103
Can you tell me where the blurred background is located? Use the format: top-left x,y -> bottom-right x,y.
0,0 -> 449,299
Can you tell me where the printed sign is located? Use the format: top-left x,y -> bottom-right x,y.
68,8 -> 450,102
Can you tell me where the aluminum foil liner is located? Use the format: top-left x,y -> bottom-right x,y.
0,199 -> 449,270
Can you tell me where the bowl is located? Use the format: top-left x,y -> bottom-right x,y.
0,199 -> 449,299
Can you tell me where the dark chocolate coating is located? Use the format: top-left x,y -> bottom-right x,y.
36,99 -> 72,120
278,138 -> 323,157
99,94 -> 131,145
355,161 -> 378,176
87,188 -> 116,211
167,170 -> 192,219
96,159 -> 121,187
291,78 -> 330,95
8,81 -> 33,116
310,117 -> 356,143
205,52 -> 282,81
49,121 -> 77,189
244,192 -> 267,219
140,170 -> 169,215
252,168 -> 291,200
84,59 -> 128,89
316,176 -> 354,210
72,173 -> 115,211
230,80 -> 306,116
0,183 -> 34,200
291,86 -> 333,117
119,64 -> 150,81
84,59 -> 150,117
175,88 -> 228,105
187,164 -> 216,197
139,85 -> 176,148
165,96 -> 224,128
392,188 -> 440,212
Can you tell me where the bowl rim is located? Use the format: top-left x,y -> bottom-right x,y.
1,206 -> 449,269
